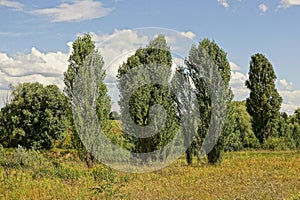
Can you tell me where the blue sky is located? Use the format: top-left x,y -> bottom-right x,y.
0,0 -> 300,113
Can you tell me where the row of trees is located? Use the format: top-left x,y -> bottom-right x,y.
0,33 -> 299,166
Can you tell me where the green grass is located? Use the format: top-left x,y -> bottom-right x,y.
0,150 -> 300,199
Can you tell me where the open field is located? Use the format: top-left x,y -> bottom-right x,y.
0,150 -> 300,200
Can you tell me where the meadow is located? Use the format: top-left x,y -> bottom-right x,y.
0,149 -> 299,200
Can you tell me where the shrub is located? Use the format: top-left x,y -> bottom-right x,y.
11,145 -> 44,167
91,166 -> 127,199
262,137 -> 292,151
0,144 -> 8,166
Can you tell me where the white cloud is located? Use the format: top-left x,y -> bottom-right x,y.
259,4 -> 268,12
229,61 -> 241,71
279,90 -> 300,114
278,0 -> 300,8
278,79 -> 293,90
0,0 -> 23,10
179,31 -> 196,39
33,0 -> 112,22
230,71 -> 249,100
0,89 -> 10,107
217,0 -> 229,8
0,47 -> 70,92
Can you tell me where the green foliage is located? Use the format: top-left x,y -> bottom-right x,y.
0,83 -> 68,150
224,101 -> 260,151
185,38 -> 232,164
117,35 -> 179,156
246,53 -> 282,144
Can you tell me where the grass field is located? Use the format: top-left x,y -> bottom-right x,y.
0,150 -> 300,199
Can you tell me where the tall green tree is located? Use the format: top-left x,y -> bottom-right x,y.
117,35 -> 179,158
63,33 -> 111,167
245,53 -> 282,144
0,83 -> 68,149
185,38 -> 232,164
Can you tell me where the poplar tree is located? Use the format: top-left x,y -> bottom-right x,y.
63,33 -> 111,167
185,39 -> 232,164
245,53 -> 282,144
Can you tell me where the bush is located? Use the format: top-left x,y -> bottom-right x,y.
224,131 -> 243,152
223,101 -> 260,152
262,137 -> 293,151
91,166 -> 127,199
9,145 -> 44,168
52,165 -> 82,180
0,144 -> 7,165
0,83 -> 69,150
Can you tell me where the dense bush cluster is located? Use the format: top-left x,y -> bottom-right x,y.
223,102 -> 300,152
0,83 -> 69,150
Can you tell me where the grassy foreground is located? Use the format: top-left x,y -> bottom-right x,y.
0,150 -> 300,199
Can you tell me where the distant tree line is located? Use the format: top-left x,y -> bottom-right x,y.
0,33 -> 300,167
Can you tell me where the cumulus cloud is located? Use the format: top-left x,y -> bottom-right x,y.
217,0 -> 229,8
279,90 -> 300,114
229,61 -> 241,71
179,31 -> 196,39
33,0 -> 112,22
229,68 -> 248,102
0,0 -> 23,10
259,4 -> 268,12
0,47 -> 70,92
230,71 -> 249,100
278,79 -> 293,90
278,0 -> 300,8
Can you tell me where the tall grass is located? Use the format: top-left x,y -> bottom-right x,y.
0,148 -> 299,199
